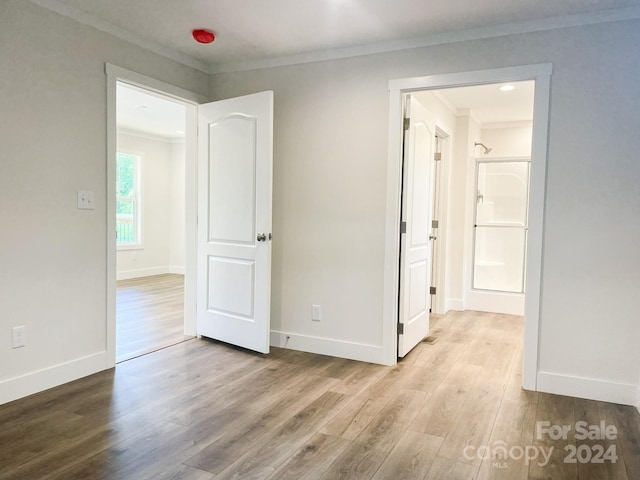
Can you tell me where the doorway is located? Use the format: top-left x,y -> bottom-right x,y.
106,64 -> 202,367
384,64 -> 552,390
115,82 -> 190,362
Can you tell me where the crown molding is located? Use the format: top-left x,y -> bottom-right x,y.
29,0 -> 210,73
209,6 -> 640,74
483,120 -> 533,129
29,1 -> 640,76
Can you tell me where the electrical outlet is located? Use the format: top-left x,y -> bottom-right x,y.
311,304 -> 322,322
12,326 -> 25,349
77,190 -> 95,210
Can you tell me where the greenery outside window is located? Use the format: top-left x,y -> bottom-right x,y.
116,152 -> 142,248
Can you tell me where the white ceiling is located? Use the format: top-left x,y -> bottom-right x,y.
117,84 -> 186,139
31,0 -> 640,73
432,81 -> 535,125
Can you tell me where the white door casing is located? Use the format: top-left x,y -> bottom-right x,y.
197,91 -> 274,353
398,95 -> 436,357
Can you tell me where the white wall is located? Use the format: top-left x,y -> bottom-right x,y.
210,19 -> 640,405
1,1 -> 638,408
481,125 -> 533,158
446,113 -> 482,311
116,133 -> 185,279
0,1 -> 208,404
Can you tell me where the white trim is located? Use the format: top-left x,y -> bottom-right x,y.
270,331 -> 386,365
636,383 -> 640,414
117,266 -> 171,281
107,64 -> 201,362
482,120 -> 533,129
465,290 -> 525,316
29,1 -> 640,75
106,64 -> 208,104
537,371 -> 637,407
30,0 -> 209,73
0,352 -> 108,405
384,64 -> 552,390
115,266 -> 185,280
210,7 -> 640,73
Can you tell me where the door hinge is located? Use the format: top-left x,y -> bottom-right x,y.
403,118 -> 410,130
400,221 -> 407,234
434,152 -> 442,161
397,323 -> 404,335
430,287 -> 437,295
432,219 -> 439,229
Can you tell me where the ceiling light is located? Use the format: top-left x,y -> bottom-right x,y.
499,84 -> 515,92
135,104 -> 148,109
192,29 -> 215,44
175,130 -> 185,134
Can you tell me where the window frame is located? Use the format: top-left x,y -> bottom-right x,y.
116,150 -> 144,250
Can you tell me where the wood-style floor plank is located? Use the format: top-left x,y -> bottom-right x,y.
1,311 -> 639,480
117,274 -> 190,362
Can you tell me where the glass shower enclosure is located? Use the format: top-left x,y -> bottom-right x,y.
473,159 -> 530,293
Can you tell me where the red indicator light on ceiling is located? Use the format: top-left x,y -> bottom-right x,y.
192,29 -> 215,44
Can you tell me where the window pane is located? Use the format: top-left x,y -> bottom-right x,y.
116,153 -> 139,245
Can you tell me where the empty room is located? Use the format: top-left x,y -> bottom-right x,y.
1,1 -> 639,479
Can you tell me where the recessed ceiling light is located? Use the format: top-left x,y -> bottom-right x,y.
499,84 -> 515,92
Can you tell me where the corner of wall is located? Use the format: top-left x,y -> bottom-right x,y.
269,330 -> 386,365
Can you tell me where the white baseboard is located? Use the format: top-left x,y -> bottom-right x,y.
0,351 -> 109,405
445,298 -> 464,312
270,330 -> 384,365
537,371 -> 637,407
465,290 -> 524,316
117,266 -> 185,280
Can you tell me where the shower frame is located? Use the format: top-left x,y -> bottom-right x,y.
471,157 -> 531,295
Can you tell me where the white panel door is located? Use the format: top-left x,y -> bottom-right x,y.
398,95 -> 436,357
197,91 -> 273,353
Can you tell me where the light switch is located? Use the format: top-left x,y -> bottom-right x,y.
77,190 -> 95,210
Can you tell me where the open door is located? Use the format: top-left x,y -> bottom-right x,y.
197,91 -> 273,353
398,95 -> 436,357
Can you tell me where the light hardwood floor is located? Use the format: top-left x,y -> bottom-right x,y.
116,274 -> 191,363
1,311 -> 638,479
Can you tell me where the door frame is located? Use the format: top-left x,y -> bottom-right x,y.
382,64 -> 552,390
105,64 -> 207,367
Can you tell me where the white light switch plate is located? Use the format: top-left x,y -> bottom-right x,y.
77,190 -> 95,210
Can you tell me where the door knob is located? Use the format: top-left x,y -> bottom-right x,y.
257,233 -> 266,242
429,234 -> 437,241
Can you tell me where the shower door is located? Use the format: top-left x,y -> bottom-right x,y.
473,159 -> 530,293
